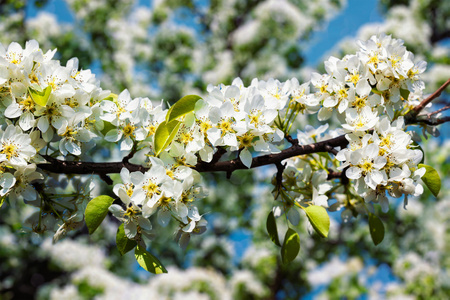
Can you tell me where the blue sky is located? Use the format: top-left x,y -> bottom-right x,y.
27,0 -> 384,67
303,0 -> 384,66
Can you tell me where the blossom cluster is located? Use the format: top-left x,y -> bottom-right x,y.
277,34 -> 428,220
0,40 -> 107,204
336,116 -> 424,212
0,34 -> 435,248
0,39 -> 296,244
106,76 -> 311,245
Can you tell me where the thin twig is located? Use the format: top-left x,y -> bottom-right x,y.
285,134 -> 296,145
327,171 -> 342,180
275,161 -> 286,187
325,145 -> 338,156
415,116 -> 450,126
407,78 -> 450,119
427,105 -> 450,117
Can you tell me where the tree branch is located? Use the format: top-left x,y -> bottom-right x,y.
406,78 -> 450,122
36,81 -> 450,182
428,105 -> 450,117
38,156 -> 148,178
414,116 -> 450,126
194,135 -> 349,173
38,135 -> 349,181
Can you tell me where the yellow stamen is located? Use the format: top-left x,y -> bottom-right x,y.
1,144 -> 18,160
143,182 -> 160,197
123,124 -> 136,137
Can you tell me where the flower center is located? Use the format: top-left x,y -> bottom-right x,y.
379,134 -> 393,148
1,143 -> 18,160
116,106 -> 126,117
348,73 -> 360,85
146,124 -> 156,137
180,132 -> 193,144
319,84 -> 328,94
7,52 -> 22,65
218,119 -> 234,136
368,54 -> 379,67
158,196 -> 171,207
44,104 -> 61,117
124,206 -> 137,217
338,87 -> 348,99
353,96 -> 367,109
62,127 -> 77,140
199,120 -> 212,133
143,182 -> 160,197
20,96 -> 35,111
126,185 -> 134,197
360,161 -> 373,174
123,124 -> 135,137
238,133 -> 254,148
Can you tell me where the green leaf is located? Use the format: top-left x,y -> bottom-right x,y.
103,93 -> 118,102
154,120 -> 181,156
418,164 -> 441,197
85,195 -> 114,234
116,224 -> 137,256
135,245 -> 168,274
266,211 -> 281,247
281,228 -> 300,264
400,88 -> 410,100
100,121 -> 115,137
371,88 -> 382,95
165,95 -> 202,123
304,205 -> 330,238
0,196 -> 5,208
28,86 -> 52,107
368,213 -> 385,246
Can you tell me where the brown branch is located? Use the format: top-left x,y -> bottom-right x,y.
428,105 -> 450,117
275,161 -> 286,187
194,135 -> 349,173
209,147 -> 227,164
285,134 -> 296,145
36,81 -> 450,182
327,171 -> 342,180
325,145 -> 338,156
38,156 -> 148,178
406,78 -> 450,122
414,116 -> 450,126
37,135 -> 350,181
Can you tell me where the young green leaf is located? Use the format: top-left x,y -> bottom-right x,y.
368,213 -> 385,246
116,224 -> 137,256
418,164 -> 441,197
371,88 -> 382,95
400,88 -> 410,100
165,95 -> 202,123
135,245 -> 168,274
266,211 -> 281,247
103,93 -> 118,103
304,205 -> 330,238
154,120 -> 181,156
85,195 -> 115,234
28,86 -> 52,107
281,228 -> 300,264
